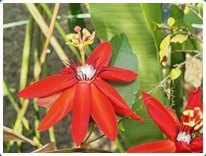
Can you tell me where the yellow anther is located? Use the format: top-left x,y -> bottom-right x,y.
72,39 -> 79,44
183,121 -> 195,127
199,114 -> 203,120
194,121 -> 203,130
65,27 -> 95,49
82,28 -> 91,36
182,107 -> 203,131
66,33 -> 79,40
198,110 -> 203,116
183,110 -> 194,117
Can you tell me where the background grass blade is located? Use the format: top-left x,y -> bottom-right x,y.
25,3 -> 68,61
19,15 -> 33,102
40,3 -> 80,60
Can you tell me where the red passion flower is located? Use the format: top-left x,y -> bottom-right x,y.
17,42 -> 143,146
127,87 -> 203,153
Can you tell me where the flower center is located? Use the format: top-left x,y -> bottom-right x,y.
76,64 -> 96,81
183,107 -> 203,131
176,107 -> 203,144
176,131 -> 191,144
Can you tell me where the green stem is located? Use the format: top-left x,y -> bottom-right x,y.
25,3 -> 69,61
40,3 -> 66,38
171,4 -> 185,119
33,99 -> 41,144
48,126 -> 56,143
13,99 -> 29,132
85,134 -> 105,145
3,20 -> 28,29
83,122 -> 94,144
19,15 -> 33,94
115,138 -> 125,153
16,17 -> 32,151
3,80 -> 20,112
32,4 -> 42,146
17,127 -> 23,152
13,14 -> 34,133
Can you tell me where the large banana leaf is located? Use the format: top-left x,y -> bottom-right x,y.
90,3 -> 164,148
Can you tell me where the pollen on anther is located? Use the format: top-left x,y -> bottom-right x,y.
194,121 -> 203,130
183,121 -> 195,127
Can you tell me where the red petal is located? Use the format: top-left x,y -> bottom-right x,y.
126,140 -> 176,153
37,85 -> 76,131
190,136 -> 203,152
71,82 -> 91,147
61,66 -> 75,74
36,91 -> 62,108
17,74 -> 77,98
91,83 -> 117,141
175,141 -> 192,152
142,92 -> 179,141
164,106 -> 180,128
99,66 -> 138,82
185,87 -> 202,110
86,42 -> 112,68
93,78 -> 143,122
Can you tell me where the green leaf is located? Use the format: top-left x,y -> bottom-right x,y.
171,34 -> 187,43
109,33 -> 139,107
141,4 -> 162,50
184,5 -> 203,24
170,68 -> 182,80
90,3 -> 164,148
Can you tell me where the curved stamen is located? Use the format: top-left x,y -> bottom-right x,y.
176,106 -> 203,144
183,107 -> 203,131
76,64 -> 96,81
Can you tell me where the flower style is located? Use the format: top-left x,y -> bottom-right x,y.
17,42 -> 143,146
127,87 -> 203,153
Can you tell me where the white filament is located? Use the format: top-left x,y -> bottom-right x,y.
77,64 -> 96,81
176,131 -> 191,144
